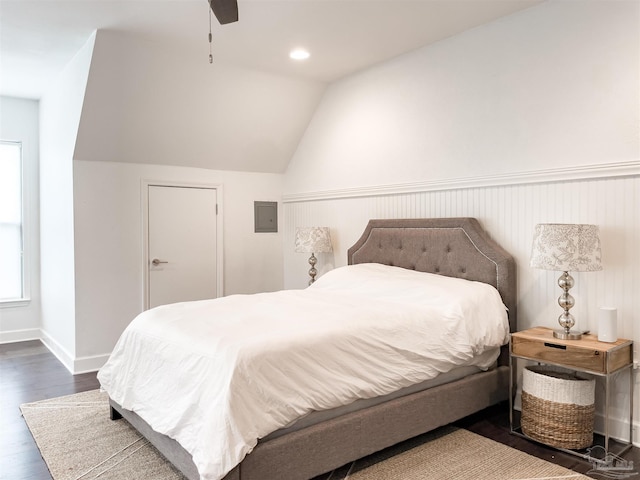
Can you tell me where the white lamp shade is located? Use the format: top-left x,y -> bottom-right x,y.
295,227 -> 333,254
530,223 -> 602,272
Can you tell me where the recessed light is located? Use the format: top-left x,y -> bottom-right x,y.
289,48 -> 310,61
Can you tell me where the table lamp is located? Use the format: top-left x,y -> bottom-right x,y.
295,227 -> 332,285
530,223 -> 602,340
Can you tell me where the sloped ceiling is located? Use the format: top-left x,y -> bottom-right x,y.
73,30 -> 325,173
1,1 -> 544,97
2,0 -> 544,173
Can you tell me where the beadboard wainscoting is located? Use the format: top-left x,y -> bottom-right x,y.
283,173 -> 639,443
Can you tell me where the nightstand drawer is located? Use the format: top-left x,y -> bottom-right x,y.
511,326 -> 633,375
511,336 -> 604,372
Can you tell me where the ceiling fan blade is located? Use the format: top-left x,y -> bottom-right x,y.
209,0 -> 238,25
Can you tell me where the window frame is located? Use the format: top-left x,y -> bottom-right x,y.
0,140 -> 30,307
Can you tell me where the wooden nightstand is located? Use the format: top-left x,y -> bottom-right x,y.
509,326 -> 634,458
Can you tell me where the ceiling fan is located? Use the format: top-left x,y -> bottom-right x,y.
206,0 -> 238,62
209,0 -> 238,24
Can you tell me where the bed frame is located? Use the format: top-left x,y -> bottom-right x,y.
109,217 -> 517,480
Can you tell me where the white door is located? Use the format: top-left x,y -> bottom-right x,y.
147,185 -> 218,309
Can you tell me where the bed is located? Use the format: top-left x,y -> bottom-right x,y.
101,217 -> 516,480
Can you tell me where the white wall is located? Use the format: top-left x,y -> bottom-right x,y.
0,96 -> 40,342
72,160 -> 283,371
38,32 -> 95,367
284,0 -> 638,195
282,1 -> 639,442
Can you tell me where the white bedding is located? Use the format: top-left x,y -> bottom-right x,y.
98,263 -> 509,480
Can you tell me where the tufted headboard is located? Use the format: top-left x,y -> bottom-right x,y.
347,218 -> 517,334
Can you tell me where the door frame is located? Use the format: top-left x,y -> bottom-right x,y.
141,179 -> 224,310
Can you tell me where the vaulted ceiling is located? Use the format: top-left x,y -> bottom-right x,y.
1,0 -> 543,173
1,0 -> 542,99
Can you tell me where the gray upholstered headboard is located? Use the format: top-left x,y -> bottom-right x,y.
347,218 -> 517,334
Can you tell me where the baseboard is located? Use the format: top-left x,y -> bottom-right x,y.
39,330 -> 75,374
73,353 -> 110,374
594,412 -> 639,448
0,328 -> 41,344
2,328 -> 111,374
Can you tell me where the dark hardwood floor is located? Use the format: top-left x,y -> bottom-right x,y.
1,341 -> 100,480
1,340 -> 638,479
455,403 -> 639,478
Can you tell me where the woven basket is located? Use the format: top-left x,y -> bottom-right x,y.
521,366 -> 595,449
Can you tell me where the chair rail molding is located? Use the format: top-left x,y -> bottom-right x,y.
283,161 -> 640,203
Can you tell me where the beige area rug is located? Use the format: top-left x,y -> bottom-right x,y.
345,427 -> 590,480
21,390 -> 591,480
20,390 -> 184,480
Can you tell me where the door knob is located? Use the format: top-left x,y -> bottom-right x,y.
151,258 -> 169,266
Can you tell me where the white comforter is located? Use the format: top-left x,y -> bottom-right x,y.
98,263 -> 509,480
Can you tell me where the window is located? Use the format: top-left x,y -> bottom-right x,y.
0,141 -> 25,302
